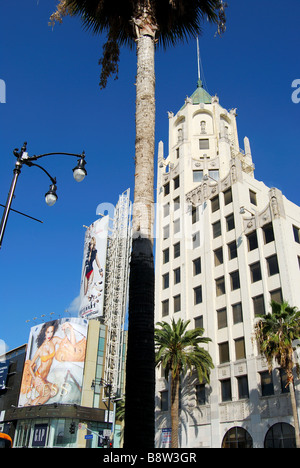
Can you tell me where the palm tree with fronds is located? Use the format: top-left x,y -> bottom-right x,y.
155,318 -> 214,448
255,300 -> 300,448
50,0 -> 226,448
115,398 -> 125,422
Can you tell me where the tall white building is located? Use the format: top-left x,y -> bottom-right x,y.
154,79 -> 300,448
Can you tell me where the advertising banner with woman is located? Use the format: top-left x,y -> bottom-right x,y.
18,318 -> 88,407
79,215 -> 109,320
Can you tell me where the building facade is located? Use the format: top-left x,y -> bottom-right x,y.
0,192 -> 131,448
154,80 -> 300,448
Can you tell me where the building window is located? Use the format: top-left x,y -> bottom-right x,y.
232,302 -> 243,324
162,299 -> 169,317
174,267 -> 181,285
235,337 -> 246,360
211,195 -> 220,213
174,295 -> 181,313
163,225 -> 169,240
162,273 -> 169,289
250,262 -> 262,283
164,182 -> 170,196
264,423 -> 296,449
219,342 -> 230,364
237,375 -> 249,399
293,225 -> 300,243
279,369 -> 290,394
270,288 -> 283,303
247,231 -> 258,251
228,240 -> 237,260
217,307 -> 227,329
226,213 -> 235,232
262,223 -> 274,244
163,248 -> 169,264
199,139 -> 209,150
216,276 -> 226,296
230,270 -> 240,291
194,315 -> 203,329
174,242 -> 180,259
160,390 -> 168,411
192,231 -> 200,249
173,196 -> 180,211
163,203 -> 170,217
192,206 -> 199,224
54,420 -> 76,447
253,295 -> 265,316
212,220 -> 222,238
193,170 -> 203,183
222,427 -> 253,448
260,371 -> 274,396
196,384 -> 207,405
193,257 -> 201,276
220,378 -> 232,402
174,175 -> 180,190
173,218 -> 180,234
209,170 -> 219,181
223,188 -> 232,205
266,254 -> 279,276
214,247 -> 223,266
249,189 -> 257,206
194,286 -> 203,305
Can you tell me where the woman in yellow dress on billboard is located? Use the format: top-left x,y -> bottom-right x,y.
21,320 -> 86,406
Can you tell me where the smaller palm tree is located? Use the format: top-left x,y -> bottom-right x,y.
254,300 -> 300,448
155,318 -> 214,448
115,398 -> 125,422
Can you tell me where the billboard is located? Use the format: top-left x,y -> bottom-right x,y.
0,361 -> 9,390
79,216 -> 109,319
18,318 -> 88,407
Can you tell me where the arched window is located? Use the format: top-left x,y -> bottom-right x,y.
222,427 -> 253,448
264,423 -> 296,448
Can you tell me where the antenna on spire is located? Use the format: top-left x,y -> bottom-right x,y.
197,37 -> 201,82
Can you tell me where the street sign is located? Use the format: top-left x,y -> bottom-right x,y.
85,434 -> 93,440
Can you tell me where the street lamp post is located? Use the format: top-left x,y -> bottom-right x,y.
91,378 -> 113,447
0,141 -> 87,249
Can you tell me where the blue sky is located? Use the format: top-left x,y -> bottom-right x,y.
0,0 -> 299,352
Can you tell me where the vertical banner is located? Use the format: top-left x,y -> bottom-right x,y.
79,216 -> 109,319
18,318 -> 88,407
0,361 -> 9,390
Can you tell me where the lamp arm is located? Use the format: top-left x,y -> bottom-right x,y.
24,161 -> 57,185
31,151 -> 85,161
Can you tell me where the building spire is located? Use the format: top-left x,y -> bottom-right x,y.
196,37 -> 204,89
197,36 -> 201,83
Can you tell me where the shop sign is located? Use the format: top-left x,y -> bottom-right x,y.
32,423 -> 48,447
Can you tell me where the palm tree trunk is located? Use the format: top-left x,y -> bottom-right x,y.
123,25 -> 156,449
289,380 -> 300,448
171,373 -> 180,448
171,374 -> 180,448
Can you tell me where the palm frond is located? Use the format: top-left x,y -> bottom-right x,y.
155,318 -> 214,383
50,0 -> 227,87
254,300 -> 300,378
